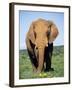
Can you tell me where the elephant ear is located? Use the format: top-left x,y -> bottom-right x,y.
28,22 -> 36,44
48,21 -> 59,44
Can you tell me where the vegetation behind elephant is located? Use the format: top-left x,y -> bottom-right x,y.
26,18 -> 59,74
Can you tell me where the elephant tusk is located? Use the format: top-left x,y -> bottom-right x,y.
46,44 -> 48,47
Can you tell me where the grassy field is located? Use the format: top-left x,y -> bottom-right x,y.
19,46 -> 64,79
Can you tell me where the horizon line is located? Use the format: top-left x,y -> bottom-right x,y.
19,44 -> 64,50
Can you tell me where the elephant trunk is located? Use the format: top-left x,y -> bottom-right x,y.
37,47 -> 45,73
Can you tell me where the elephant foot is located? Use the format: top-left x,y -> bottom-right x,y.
33,66 -> 37,73
44,68 -> 54,72
36,70 -> 41,74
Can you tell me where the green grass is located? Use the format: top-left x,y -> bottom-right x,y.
19,46 -> 64,79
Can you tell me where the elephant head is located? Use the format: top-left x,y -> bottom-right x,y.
27,18 -> 59,73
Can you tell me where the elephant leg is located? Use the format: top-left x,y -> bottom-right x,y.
44,43 -> 54,72
26,39 -> 38,72
27,49 -> 38,72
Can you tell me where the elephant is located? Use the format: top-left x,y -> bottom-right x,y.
26,18 -> 59,74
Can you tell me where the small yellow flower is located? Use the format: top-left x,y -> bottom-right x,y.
39,73 -> 42,77
43,73 -> 47,77
39,73 -> 47,77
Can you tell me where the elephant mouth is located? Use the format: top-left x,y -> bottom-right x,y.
34,44 -> 47,60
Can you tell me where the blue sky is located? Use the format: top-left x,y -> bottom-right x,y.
19,10 -> 64,50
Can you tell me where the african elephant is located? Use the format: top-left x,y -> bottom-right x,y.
26,18 -> 59,74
